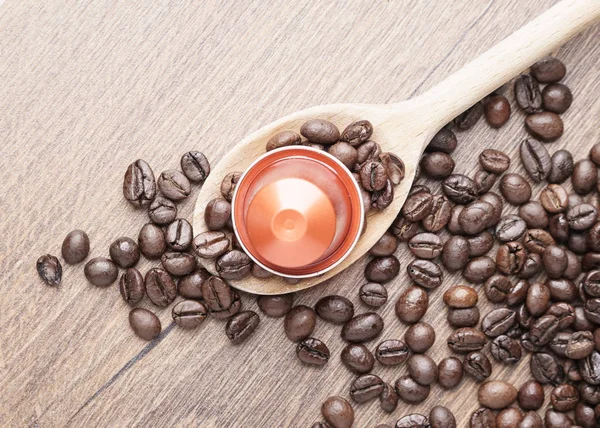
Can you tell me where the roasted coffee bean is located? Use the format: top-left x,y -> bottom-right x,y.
407,259 -> 443,289
356,141 -> 381,167
447,205 -> 464,234
545,410 -> 574,428
129,308 -> 161,341
443,285 -> 478,308
328,142 -> 358,170
531,56 -> 566,82
519,411 -> 543,428
123,159 -> 156,207
474,170 -> 497,194
341,344 -> 374,374
496,242 -> 526,275
470,408 -> 496,428
204,197 -> 231,231
36,254 -> 62,286
583,252 -> 600,271
569,231 -> 590,254
548,152 -> 574,187
359,282 -> 388,308
480,191 -> 503,225
138,223 -> 166,259
301,119 -> 340,144
148,196 -> 177,225
523,229 -> 555,256
201,276 -> 240,319
144,267 -> 177,307
542,83 -> 573,114
394,375 -> 430,403
543,245 -> 567,278
109,237 -> 140,268
180,151 -> 210,182
580,384 -> 600,405
496,408 -> 523,427
547,302 -> 575,330
482,308 -> 516,338
215,250 -> 251,280
61,230 -> 90,264
297,337 -> 330,365
360,161 -> 387,191
438,357 -> 463,389
443,174 -> 477,204
464,235 -> 492,261
257,294 -> 293,318
576,306 -> 596,331
429,406 -> 456,428
459,201 -> 494,235
427,128 -> 457,153
589,223 -> 600,252
500,173 -> 531,205
463,256 -> 496,283
516,303 -> 533,329
567,203 -> 598,230
491,335 -> 522,364
519,253 -> 543,279
402,190 -> 433,222
284,305 -> 316,342
371,178 -> 394,210
376,339 -> 410,365
395,413 -> 429,428
342,313 -> 384,343
172,300 -> 208,329
547,278 -> 577,302
422,195 -> 452,232
321,396 -> 353,428
340,120 -> 372,146
454,102 -> 483,130
178,269 -> 210,300
119,268 -> 145,305
447,307 -> 480,328
161,252 -> 196,276
507,279 -> 530,306
157,169 -> 191,201
219,172 -> 241,202
447,328 -> 487,353
379,383 -> 399,413
514,74 -> 543,114
540,184 -> 568,213
370,232 -> 398,257
480,149 -> 511,174
391,215 -> 420,241
566,331 -> 594,360
442,236 -> 470,271
266,131 -> 302,152
549,331 -> 570,357
583,270 -> 600,297
586,298 -> 600,324
530,314 -> 559,346
478,380 -> 517,410
531,351 -> 564,385
463,352 -> 492,381
165,219 -> 193,251
520,138 -> 551,182
519,380 -> 545,410
380,152 -> 406,185
364,255 -> 400,283
484,275 -> 512,303
350,374 -> 384,403
407,354 -> 438,386
484,94 -> 511,128
575,403 -> 597,427
408,233 -> 442,259
519,201 -> 549,229
193,231 -> 230,259
315,295 -> 354,324
525,112 -> 564,142
225,311 -> 259,343
526,282 -> 551,316
405,322 -> 435,353
496,215 -> 527,242
396,286 -> 428,323
84,257 -> 118,287
421,152 -> 455,179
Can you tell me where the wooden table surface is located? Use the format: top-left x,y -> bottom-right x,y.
2,0 -> 600,426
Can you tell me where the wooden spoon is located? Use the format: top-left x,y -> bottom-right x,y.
194,0 -> 600,295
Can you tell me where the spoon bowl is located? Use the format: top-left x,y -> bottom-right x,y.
193,0 -> 600,294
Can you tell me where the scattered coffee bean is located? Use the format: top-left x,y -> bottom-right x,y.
220,172 -> 241,202
548,149 -> 574,184
496,408 -> 523,427
165,219 -> 193,251
257,294 -> 293,318
341,344 -> 375,374
420,152 -> 455,179
543,245 -> 567,279
463,351 -> 492,382
478,380 -> 517,410
204,197 -> 231,231
481,308 -> 516,337
395,286 -> 428,324
542,83 -> 573,114
470,408 -> 496,428
407,354 -> 438,386
540,184 -> 568,213
161,252 -> 196,276
157,169 -> 191,201
340,120 -> 372,146
379,383 -> 399,414
266,131 -> 302,151
173,300 -> 208,329
407,259 -> 443,289
193,230 -> 230,258
350,374 -> 384,403
459,201 -> 494,235
370,232 -> 398,256
530,351 -> 564,385
500,173 -> 532,205
178,269 -> 210,300
376,340 -> 410,366
447,327 -> 487,353
447,307 -> 480,328
531,56 -> 566,82
144,267 -> 177,307
119,268 -> 145,305
519,201 -> 549,228
520,138 -> 551,182
315,295 -> 354,324
480,149 -> 511,173
129,308 -> 161,341
438,357 -> 463,389
297,337 -> 330,365
84,257 -> 118,287
526,281 -> 551,316
36,254 -> 62,286
426,128 -> 457,153
359,282 -> 388,308
342,313 -> 384,343
525,112 -> 564,142
401,190 -> 433,222
148,196 -> 177,225
443,174 -> 477,204
514,74 -> 543,114
404,322 -> 435,353
379,152 -> 405,185
123,159 -> 156,207
215,250 -> 251,280
443,285 -> 478,308
467,231 -> 494,257
454,101 -> 483,130
61,230 -> 90,264
408,233 -> 442,259
518,379 -> 545,410
109,237 -> 140,268
180,151 -> 210,182
491,335 -> 522,363
484,94 -> 511,128
138,223 -> 167,259
463,256 -> 496,283
284,305 -> 316,342
225,311 -> 259,343
473,170 -> 496,194
364,255 -> 400,283
321,396 -> 353,428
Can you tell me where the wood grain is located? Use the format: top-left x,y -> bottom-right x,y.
1,0 -> 599,427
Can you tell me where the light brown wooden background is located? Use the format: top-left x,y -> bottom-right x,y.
1,0 -> 599,426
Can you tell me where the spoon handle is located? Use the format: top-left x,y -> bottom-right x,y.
410,0 -> 600,135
